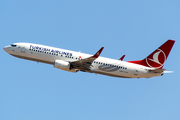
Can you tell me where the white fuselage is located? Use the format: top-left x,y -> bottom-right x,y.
3,43 -> 162,78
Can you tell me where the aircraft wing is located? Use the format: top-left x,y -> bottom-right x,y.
71,47 -> 104,71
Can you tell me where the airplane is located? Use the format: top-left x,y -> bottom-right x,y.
3,39 -> 175,78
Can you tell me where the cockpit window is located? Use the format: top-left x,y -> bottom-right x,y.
11,44 -> 17,47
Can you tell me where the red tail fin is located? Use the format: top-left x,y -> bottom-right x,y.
128,39 -> 175,69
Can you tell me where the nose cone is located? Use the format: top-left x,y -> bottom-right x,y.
3,46 -> 10,53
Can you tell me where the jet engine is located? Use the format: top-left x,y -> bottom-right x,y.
54,60 -> 77,73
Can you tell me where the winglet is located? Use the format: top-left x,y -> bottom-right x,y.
119,55 -> 125,61
93,47 -> 104,58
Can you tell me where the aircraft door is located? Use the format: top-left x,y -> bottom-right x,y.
134,67 -> 138,75
21,47 -> 25,53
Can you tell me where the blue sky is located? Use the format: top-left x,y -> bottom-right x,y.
1,0 -> 180,120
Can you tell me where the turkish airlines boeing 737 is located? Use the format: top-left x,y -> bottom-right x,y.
3,40 -> 175,78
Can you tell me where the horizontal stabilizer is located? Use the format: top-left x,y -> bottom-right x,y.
163,71 -> 174,73
149,69 -> 166,73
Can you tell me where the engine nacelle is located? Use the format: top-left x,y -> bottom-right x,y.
54,60 -> 77,73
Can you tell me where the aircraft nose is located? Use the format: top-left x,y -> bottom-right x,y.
3,46 -> 10,52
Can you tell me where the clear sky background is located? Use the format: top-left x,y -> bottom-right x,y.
1,0 -> 180,120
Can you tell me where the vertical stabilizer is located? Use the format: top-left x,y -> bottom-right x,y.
128,40 -> 175,69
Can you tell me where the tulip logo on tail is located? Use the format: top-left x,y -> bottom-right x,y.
146,49 -> 166,69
